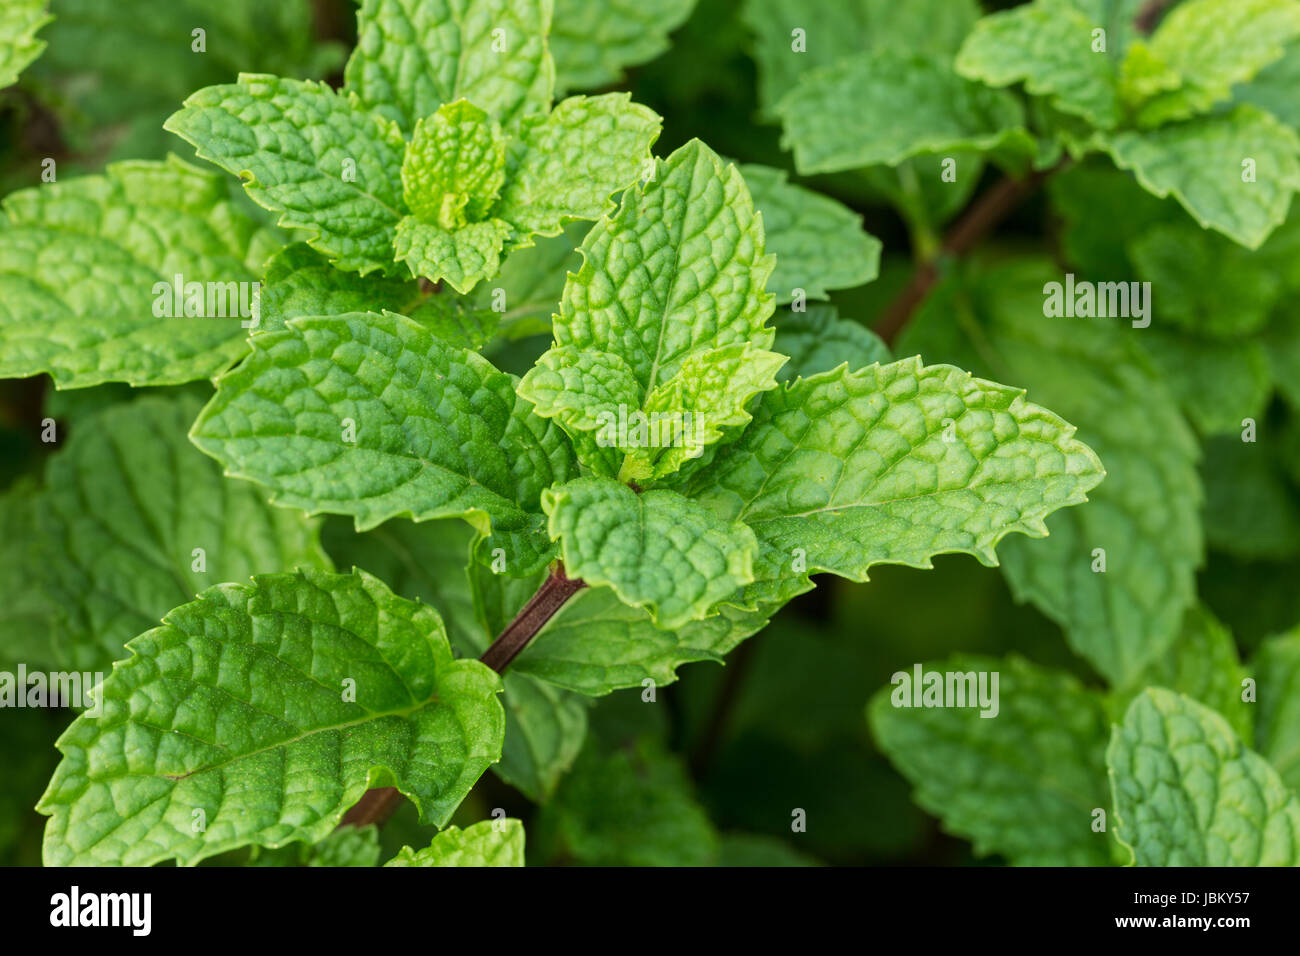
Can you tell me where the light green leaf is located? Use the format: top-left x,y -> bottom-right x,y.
1125,0 -> 1300,127
38,569 -> 505,866
742,0 -> 982,117
899,260 -> 1203,686
740,164 -> 881,303
1100,105 -> 1300,249
249,825 -> 382,867
0,157 -> 282,388
190,311 -> 576,576
519,139 -> 778,481
401,100 -> 507,228
774,51 -> 1033,175
493,93 -> 661,243
0,0 -> 50,87
550,0 -> 695,93
394,217 -> 512,293
0,393 -> 331,674
345,0 -> 553,134
164,74 -> 408,275
956,0 -> 1124,129
676,357 -> 1105,610
870,655 -> 1115,866
772,305 -> 891,382
1111,605 -> 1253,742
1255,627 -> 1300,791
386,819 -> 524,866
1236,40 -> 1300,132
542,478 -> 759,629
1108,689 -> 1300,866
259,243 -> 424,333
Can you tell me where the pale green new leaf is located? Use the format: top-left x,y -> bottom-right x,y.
740,164 -> 881,303
1125,0 -> 1300,127
774,52 -> 1033,175
401,100 -> 507,228
772,305 -> 891,382
550,0 -> 695,93
519,140 -> 777,481
164,75 -> 408,275
1108,689 -> 1300,866
38,569 -> 505,866
394,217 -> 512,293
0,157 -> 282,388
344,0 -> 554,134
1255,628 -> 1300,791
1100,106 -> 1300,249
0,392 -> 331,674
386,819 -> 524,866
0,0 -> 50,87
870,655 -> 1115,866
676,357 -> 1105,610
956,0 -> 1123,129
742,0 -> 983,117
542,478 -> 759,629
190,311 -> 576,576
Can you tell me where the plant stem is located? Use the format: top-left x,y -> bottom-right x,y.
339,563 -> 585,829
1135,0 -> 1179,33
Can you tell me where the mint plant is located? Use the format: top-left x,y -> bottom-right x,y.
2,0 -> 1299,869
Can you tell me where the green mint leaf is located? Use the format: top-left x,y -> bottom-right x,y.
535,735 -> 717,865
716,834 -> 821,867
165,75 -> 408,275
542,477 -> 759,628
470,223 -> 585,340
190,311 -> 576,576
1100,105 -> 1300,249
1108,689 -> 1300,866
1110,605 -> 1253,743
0,157 -> 282,388
519,139 -> 778,481
1236,40 -> 1300,133
1255,627 -> 1300,791
772,304 -> 891,382
345,0 -> 554,135
1136,330 -> 1271,436
774,51 -> 1033,175
1124,0 -> 1300,127
550,0 -> 696,93
956,0 -> 1123,129
677,357 -> 1104,607
740,164 -> 881,303
386,819 -> 524,866
0,0 -> 49,87
869,655 -> 1115,866
38,568 -> 504,866
395,217 -> 513,293
401,100 -> 508,229
901,260 -> 1203,686
1203,435 -> 1300,560
0,392 -> 330,674
514,587 -> 772,696
249,825 -> 382,867
742,0 -> 982,118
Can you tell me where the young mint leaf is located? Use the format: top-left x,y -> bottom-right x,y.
771,305 -> 891,382
1123,0 -> 1300,127
741,0 -> 982,118
402,100 -> 508,228
1110,605 -> 1253,743
164,75 -> 408,276
869,655 -> 1115,866
1255,627 -> 1300,791
900,260 -> 1203,686
740,164 -> 881,303
38,568 -> 505,866
956,0 -> 1124,130
519,139 -> 780,482
1100,105 -> 1300,249
0,157 -> 282,388
675,357 -> 1104,610
386,819 -> 524,866
0,0 -> 49,87
395,218 -> 513,293
550,0 -> 696,94
0,392 -> 331,674
1108,689 -> 1300,866
190,311 -> 576,576
774,51 -> 1034,175
542,478 -> 759,629
345,0 -> 554,136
